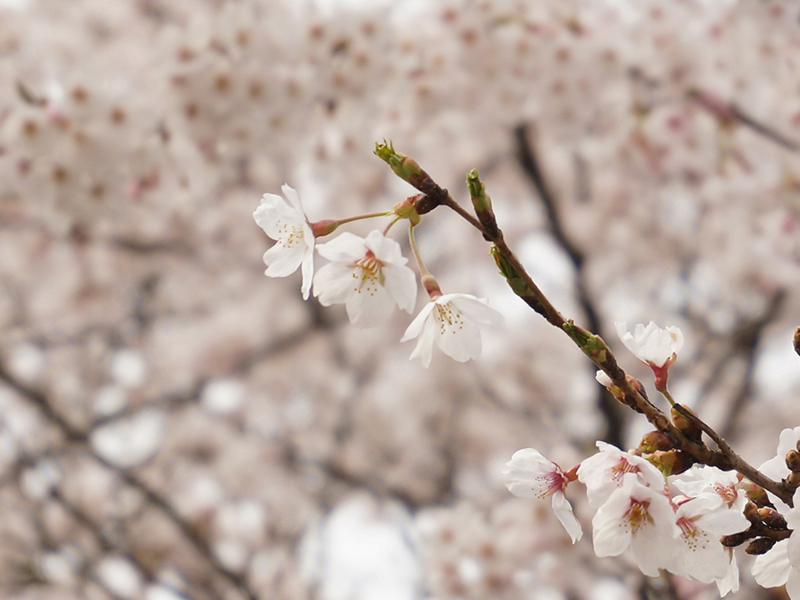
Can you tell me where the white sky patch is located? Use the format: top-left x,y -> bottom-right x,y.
300,494 -> 420,600
754,327 -> 800,403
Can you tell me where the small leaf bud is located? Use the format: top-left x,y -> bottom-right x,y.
671,405 -> 702,441
757,507 -> 788,530
787,449 -> 800,473
721,530 -> 753,548
745,537 -> 777,555
743,501 -> 759,521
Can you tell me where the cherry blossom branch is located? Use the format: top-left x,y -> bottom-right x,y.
374,142 -> 794,507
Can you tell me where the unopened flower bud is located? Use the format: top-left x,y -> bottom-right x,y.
721,530 -> 753,548
743,501 -> 759,521
745,537 -> 777,555
787,449 -> 800,473
793,325 -> 800,358
757,507 -> 788,530
671,405 -> 702,441
639,431 -> 673,454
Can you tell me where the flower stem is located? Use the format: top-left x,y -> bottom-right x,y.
408,223 -> 441,299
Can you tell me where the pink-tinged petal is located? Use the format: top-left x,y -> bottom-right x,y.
316,232 -> 367,262
752,539 -> 791,588
502,448 -> 565,499
407,314 -> 436,368
313,262 -> 356,306
263,242 -> 305,277
346,284 -> 395,329
281,184 -> 304,215
401,303 -> 435,342
382,264 -> 417,314
551,491 -> 582,543
591,474 -> 677,574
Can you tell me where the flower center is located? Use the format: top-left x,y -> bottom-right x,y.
352,251 -> 384,294
625,499 -> 653,533
275,219 -> 305,249
713,482 -> 738,508
610,458 -> 641,484
434,302 -> 464,334
677,516 -> 711,551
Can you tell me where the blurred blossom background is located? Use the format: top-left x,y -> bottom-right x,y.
2,0 -> 800,598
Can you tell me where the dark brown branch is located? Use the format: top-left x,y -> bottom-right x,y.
515,123 -> 625,448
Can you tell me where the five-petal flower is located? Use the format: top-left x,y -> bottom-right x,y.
313,230 -> 417,329
254,184 -> 315,299
502,448 -> 582,543
400,293 -> 503,368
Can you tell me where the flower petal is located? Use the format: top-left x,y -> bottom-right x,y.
752,539 -> 791,588
551,491 -> 582,543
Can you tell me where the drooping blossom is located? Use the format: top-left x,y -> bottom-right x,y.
502,448 -> 582,543
577,441 -> 666,509
591,473 -> 680,577
669,493 -> 749,583
401,293 -> 503,368
254,184 -> 315,299
313,231 -> 417,329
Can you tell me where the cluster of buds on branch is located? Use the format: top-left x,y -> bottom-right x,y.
254,142 -> 800,598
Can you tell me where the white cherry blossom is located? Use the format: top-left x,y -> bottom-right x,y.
254,184 -> 315,299
313,231 -> 417,329
758,426 -> 800,512
401,293 -> 503,368
577,441 -> 666,509
669,493 -> 749,583
615,321 -> 684,368
591,473 -> 679,577
502,448 -> 582,543
671,465 -> 747,512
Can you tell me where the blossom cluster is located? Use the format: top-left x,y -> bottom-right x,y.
505,322 -> 800,598
253,184 -> 503,367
